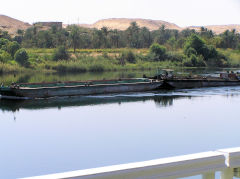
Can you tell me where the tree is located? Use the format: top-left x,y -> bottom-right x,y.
218,29 -> 238,49
184,34 -> 222,64
36,31 -> 53,48
92,29 -> 104,48
199,27 -> 214,39
180,28 -> 196,38
0,30 -> 11,40
166,37 -> 176,50
139,27 -> 152,48
101,27 -> 109,48
184,34 -> 205,55
126,22 -> 140,48
14,48 -> 29,66
7,41 -> 21,57
70,25 -> 81,53
109,29 -> 120,48
0,38 -> 10,49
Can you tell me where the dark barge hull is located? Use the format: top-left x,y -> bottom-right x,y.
164,79 -> 240,89
0,81 -> 163,99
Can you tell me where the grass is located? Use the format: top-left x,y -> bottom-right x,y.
1,48 -> 240,74
32,55 -> 180,73
218,48 -> 240,67
0,63 -> 26,74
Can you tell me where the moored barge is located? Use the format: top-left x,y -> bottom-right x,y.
162,71 -> 240,89
164,78 -> 240,89
0,78 -> 163,99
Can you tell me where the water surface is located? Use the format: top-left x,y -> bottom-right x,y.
1,70 -> 240,178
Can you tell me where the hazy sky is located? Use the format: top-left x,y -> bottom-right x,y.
0,0 -> 239,27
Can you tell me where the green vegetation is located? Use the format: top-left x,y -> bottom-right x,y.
14,48 -> 29,67
0,22 -> 239,74
52,46 -> 69,61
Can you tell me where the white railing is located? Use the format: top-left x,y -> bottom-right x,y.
22,147 -> 240,179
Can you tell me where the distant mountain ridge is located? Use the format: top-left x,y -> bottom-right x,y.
0,15 -> 240,35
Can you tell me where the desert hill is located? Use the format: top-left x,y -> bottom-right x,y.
83,18 -> 182,31
0,15 -> 240,36
0,15 -> 31,35
188,25 -> 240,34
80,18 -> 240,34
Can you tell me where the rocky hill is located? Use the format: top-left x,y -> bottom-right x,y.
0,15 -> 31,35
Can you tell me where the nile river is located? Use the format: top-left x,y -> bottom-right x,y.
1,69 -> 240,179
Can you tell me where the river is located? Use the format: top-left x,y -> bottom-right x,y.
0,69 -> 240,179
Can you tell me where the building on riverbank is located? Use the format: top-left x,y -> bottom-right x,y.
33,22 -> 62,30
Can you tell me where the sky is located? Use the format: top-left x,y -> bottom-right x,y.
0,0 -> 239,27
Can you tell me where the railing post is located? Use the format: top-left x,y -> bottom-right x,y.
202,172 -> 215,179
221,168 -> 233,179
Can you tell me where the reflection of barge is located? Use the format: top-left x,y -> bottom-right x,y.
0,78 -> 163,99
0,94 -> 187,112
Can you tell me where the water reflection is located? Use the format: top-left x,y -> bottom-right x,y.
2,85 -> 240,113
0,93 -> 191,112
1,84 -> 240,179
1,68 -> 237,86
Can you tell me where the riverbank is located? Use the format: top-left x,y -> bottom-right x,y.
0,48 -> 239,74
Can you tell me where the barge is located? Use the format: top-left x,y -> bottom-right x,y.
160,70 -> 240,89
0,78 -> 163,99
164,77 -> 240,89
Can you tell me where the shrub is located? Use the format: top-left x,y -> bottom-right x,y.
52,46 -> 69,61
207,45 -> 218,59
207,58 -> 229,67
191,55 -> 206,67
0,51 -> 12,63
89,63 -> 105,72
185,47 -> 197,57
121,50 -> 136,63
144,52 -> 159,62
166,51 -> 185,62
183,55 -> 206,67
50,61 -> 88,73
149,43 -> 166,61
102,52 -> 109,59
14,48 -> 29,67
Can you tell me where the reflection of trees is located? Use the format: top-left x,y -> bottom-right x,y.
0,74 -> 32,86
0,94 -> 192,113
154,96 -> 173,107
153,96 -> 191,107
16,74 -> 32,83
